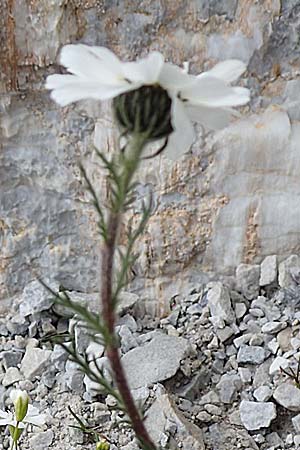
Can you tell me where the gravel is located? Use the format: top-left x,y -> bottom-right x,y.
2,256 -> 300,449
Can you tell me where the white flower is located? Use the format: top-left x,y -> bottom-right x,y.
0,410 -> 24,428
0,404 -> 46,428
46,44 -> 250,159
10,389 -> 29,421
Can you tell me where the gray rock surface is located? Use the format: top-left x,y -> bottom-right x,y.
259,255 -> 277,286
239,400 -> 277,430
207,282 -> 235,328
0,0 -> 299,319
216,373 -> 242,403
262,321 -> 287,334
269,356 -> 289,376
121,333 -> 191,389
237,345 -> 266,365
18,280 -> 58,317
278,255 -> 300,288
20,346 -> 52,380
253,385 -> 272,402
2,367 -> 23,387
236,264 -> 260,300
145,394 -> 205,449
273,383 -> 300,411
29,430 -> 54,450
292,413 -> 300,433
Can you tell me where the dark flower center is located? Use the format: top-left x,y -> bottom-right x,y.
113,85 -> 173,140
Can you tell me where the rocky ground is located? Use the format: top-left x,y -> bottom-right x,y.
2,255 -> 300,449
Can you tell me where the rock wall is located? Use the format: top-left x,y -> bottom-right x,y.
1,0 -> 300,313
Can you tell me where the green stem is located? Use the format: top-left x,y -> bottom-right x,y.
100,133 -> 156,450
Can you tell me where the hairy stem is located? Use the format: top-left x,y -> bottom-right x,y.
100,134 -> 156,449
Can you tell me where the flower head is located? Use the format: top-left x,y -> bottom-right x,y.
0,393 -> 46,428
46,44 -> 250,159
10,389 -> 29,422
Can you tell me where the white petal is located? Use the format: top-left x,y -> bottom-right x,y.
181,77 -> 250,107
0,410 -> 12,420
201,60 -> 247,83
186,105 -> 236,130
164,98 -> 195,160
24,414 -> 46,427
59,44 -> 124,85
24,406 -> 46,426
10,389 -> 29,405
122,52 -> 164,84
46,75 -> 133,106
158,63 -> 196,90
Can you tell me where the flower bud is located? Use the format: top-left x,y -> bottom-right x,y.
10,389 -> 29,422
113,85 -> 173,141
96,441 -> 110,450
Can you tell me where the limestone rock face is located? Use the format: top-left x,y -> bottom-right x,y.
1,0 -> 300,313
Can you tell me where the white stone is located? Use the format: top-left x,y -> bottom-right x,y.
259,255 -> 277,286
20,347 -> 52,380
269,356 -> 289,376
267,338 -> 280,355
236,264 -> 260,300
262,321 -> 287,334
237,345 -> 265,365
238,367 -> 252,383
278,255 -> 300,288
29,430 -> 54,450
206,282 -> 234,328
2,367 -> 23,387
235,302 -> 247,319
121,333 -> 191,389
291,338 -> 300,350
145,394 -> 205,449
273,383 -> 300,411
254,385 -> 272,402
19,280 -> 58,317
233,333 -> 252,348
293,413 -> 300,433
239,400 -> 276,430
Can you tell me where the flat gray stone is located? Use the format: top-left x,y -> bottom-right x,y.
262,321 -> 287,334
65,360 -> 84,394
20,346 -> 52,380
277,327 -> 293,352
292,413 -> 300,433
259,255 -> 277,286
269,356 -> 289,376
118,325 -> 138,353
19,280 -> 58,316
0,350 -> 23,369
235,302 -> 247,319
239,400 -> 276,430
2,367 -> 23,387
145,394 -> 205,449
254,385 -> 272,402
278,255 -> 300,288
29,430 -> 54,450
237,345 -> 266,365
206,282 -> 234,328
236,264 -> 260,300
216,373 -> 242,403
273,383 -> 300,411
121,333 -> 191,389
